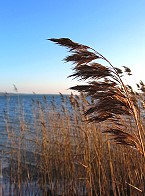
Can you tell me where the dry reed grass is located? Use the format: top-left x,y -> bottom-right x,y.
49,38 -> 145,158
1,93 -> 145,195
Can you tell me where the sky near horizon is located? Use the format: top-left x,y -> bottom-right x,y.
0,0 -> 145,94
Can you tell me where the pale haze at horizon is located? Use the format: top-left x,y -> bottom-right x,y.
0,0 -> 145,94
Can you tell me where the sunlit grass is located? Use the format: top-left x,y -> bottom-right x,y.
1,93 -> 145,195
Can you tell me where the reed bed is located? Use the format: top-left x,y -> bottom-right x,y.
1,93 -> 145,195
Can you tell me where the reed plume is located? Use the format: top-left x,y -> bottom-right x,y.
49,38 -> 145,157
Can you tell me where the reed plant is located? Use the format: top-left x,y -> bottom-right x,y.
49,38 -> 145,158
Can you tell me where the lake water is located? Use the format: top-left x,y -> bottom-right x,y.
0,93 -> 70,154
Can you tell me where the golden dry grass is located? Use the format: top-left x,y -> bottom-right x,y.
1,93 -> 145,195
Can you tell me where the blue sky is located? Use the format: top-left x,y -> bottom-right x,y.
0,0 -> 145,94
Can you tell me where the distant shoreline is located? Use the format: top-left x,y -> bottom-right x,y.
0,92 -> 70,96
